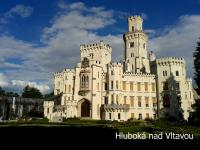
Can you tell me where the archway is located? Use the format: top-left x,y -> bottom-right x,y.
81,100 -> 90,117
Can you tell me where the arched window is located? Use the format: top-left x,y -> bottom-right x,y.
143,43 -> 146,49
86,76 -> 89,88
81,75 -> 85,88
131,53 -> 134,57
81,74 -> 89,88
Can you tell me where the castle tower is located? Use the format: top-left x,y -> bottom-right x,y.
123,16 -> 150,73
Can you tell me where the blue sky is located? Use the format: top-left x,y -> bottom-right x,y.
0,0 -> 200,93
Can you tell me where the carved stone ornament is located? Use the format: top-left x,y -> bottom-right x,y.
81,57 -> 89,68
78,90 -> 90,96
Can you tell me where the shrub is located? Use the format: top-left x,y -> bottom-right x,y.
144,118 -> 154,123
63,117 -> 80,122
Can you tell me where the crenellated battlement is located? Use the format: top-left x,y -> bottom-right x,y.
156,57 -> 185,66
109,62 -> 123,67
124,31 -> 147,40
54,72 -> 63,78
128,16 -> 143,21
43,101 -> 54,107
54,69 -> 75,77
63,68 -> 75,73
80,41 -> 112,53
122,72 -> 156,78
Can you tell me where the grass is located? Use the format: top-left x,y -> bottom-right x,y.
1,118 -> 200,142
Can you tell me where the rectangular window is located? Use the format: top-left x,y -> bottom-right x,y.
139,114 -> 142,120
68,85 -> 71,93
109,113 -> 111,119
131,113 -> 134,119
132,26 -> 134,31
116,80 -> 118,89
118,113 -> 121,119
145,97 -> 149,107
124,96 -> 127,104
176,71 -> 179,76
138,97 -> 141,107
163,71 -> 167,76
152,83 -> 156,92
131,53 -> 134,57
104,83 -> 107,90
130,82 -> 133,91
163,82 -> 168,90
111,95 -> 114,104
145,82 -> 148,92
130,96 -> 134,107
146,113 -> 149,119
123,81 -> 126,91
104,97 -> 108,104
137,82 -> 141,91
153,97 -> 157,108
130,42 -> 134,48
111,81 -> 113,90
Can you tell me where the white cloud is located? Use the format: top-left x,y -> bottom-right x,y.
11,80 -> 50,94
0,72 -> 51,94
0,2 -> 123,94
1,1 -> 199,94
0,73 -> 9,87
0,4 -> 33,24
148,15 -> 200,78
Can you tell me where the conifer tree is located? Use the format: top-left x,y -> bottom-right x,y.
194,39 -> 200,95
189,39 -> 200,126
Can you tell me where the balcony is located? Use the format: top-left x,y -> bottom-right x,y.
78,89 -> 90,96
102,104 -> 130,111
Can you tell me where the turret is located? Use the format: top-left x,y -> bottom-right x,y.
124,15 -> 150,74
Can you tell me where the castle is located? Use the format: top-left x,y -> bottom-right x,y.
43,16 -> 194,122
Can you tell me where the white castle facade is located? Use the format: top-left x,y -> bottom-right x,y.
44,16 -> 194,122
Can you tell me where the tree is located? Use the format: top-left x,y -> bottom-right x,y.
44,91 -> 54,98
0,87 -> 19,97
194,39 -> 200,95
0,86 -> 5,96
22,85 -> 43,98
189,39 -> 200,126
5,92 -> 19,97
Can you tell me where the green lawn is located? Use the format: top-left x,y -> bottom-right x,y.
0,119 -> 200,141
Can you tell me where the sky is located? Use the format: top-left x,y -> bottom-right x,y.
0,0 -> 200,94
